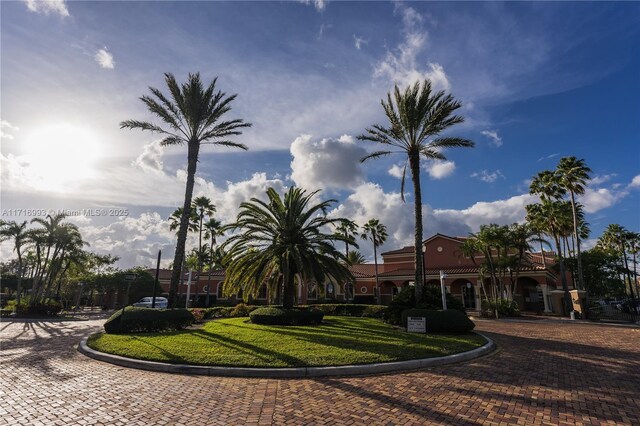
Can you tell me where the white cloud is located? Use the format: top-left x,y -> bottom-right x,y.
353,35 -> 367,50
537,153 -> 560,162
23,0 -> 69,17
388,163 -> 405,179
95,48 -> 115,69
589,174 -> 616,186
424,160 -> 456,179
299,0 -> 326,12
579,187 -> 628,214
290,134 -> 367,190
628,175 -> 640,188
481,129 -> 503,147
0,120 -> 19,140
470,169 -> 505,183
373,4 -> 450,91
133,140 -> 164,175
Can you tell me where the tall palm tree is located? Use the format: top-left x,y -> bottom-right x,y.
0,220 -> 28,304
599,224 -> 634,298
361,218 -> 388,305
222,187 -> 353,309
556,156 -> 591,292
192,196 -> 216,270
334,220 -> 359,257
121,72 -> 251,307
627,231 -> 640,297
203,217 -> 224,306
358,79 -> 473,303
529,170 -> 566,201
168,207 -> 199,235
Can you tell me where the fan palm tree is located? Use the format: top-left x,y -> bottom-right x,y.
168,207 -> 199,235
358,79 -> 474,303
121,72 -> 251,306
334,220 -> 359,257
203,217 -> 224,306
598,224 -> 634,298
0,220 -> 29,304
192,196 -> 216,270
556,156 -> 591,292
529,170 -> 566,201
361,218 -> 388,305
222,187 -> 353,309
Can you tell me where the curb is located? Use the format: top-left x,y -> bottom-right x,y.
77,333 -> 495,378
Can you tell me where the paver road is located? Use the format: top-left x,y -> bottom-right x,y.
1,317 -> 639,425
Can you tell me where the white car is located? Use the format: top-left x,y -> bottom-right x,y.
132,297 -> 168,309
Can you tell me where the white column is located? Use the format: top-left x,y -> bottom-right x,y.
541,284 -> 551,313
474,283 -> 481,310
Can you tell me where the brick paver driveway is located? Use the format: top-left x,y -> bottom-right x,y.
1,318 -> 639,426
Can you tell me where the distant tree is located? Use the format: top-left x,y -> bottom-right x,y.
346,250 -> 366,266
0,220 -> 28,303
121,73 -> 251,307
334,220 -> 359,257
361,219 -> 388,305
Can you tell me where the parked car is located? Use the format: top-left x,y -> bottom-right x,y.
132,297 -> 168,309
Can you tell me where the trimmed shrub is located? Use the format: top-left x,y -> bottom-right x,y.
250,307 -> 324,325
103,307 -> 194,334
190,308 -> 205,323
385,286 -> 465,325
481,299 -> 520,318
401,309 -> 475,333
230,303 -> 259,317
6,298 -> 62,317
306,304 -> 387,318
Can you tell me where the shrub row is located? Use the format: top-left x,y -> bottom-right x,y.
249,307 -> 324,325
104,307 -> 194,334
6,298 -> 63,317
400,309 -> 475,333
305,304 -> 386,318
481,299 -> 520,318
385,286 -> 466,326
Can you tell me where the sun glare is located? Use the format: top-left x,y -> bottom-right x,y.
24,123 -> 103,192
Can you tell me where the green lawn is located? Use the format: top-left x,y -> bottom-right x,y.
87,316 -> 486,367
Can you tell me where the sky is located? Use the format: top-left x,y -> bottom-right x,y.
1,0 -> 639,268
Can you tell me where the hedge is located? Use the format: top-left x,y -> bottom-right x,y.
250,307 -> 324,326
104,307 -> 194,334
6,298 -> 62,317
400,309 -> 475,333
305,304 -> 386,318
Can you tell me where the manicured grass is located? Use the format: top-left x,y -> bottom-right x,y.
87,316 -> 486,367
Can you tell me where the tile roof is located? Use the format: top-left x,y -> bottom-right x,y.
348,264 -> 377,278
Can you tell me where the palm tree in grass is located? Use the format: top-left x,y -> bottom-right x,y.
121,73 -> 251,307
361,219 -> 388,305
192,196 -> 216,271
556,157 -> 591,292
203,217 -> 224,306
0,220 -> 29,304
334,219 -> 359,257
358,80 -> 474,304
222,187 -> 353,309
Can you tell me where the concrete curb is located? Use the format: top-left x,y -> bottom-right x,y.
77,333 -> 495,378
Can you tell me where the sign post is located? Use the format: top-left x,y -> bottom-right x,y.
440,270 -> 448,310
185,270 -> 192,309
407,316 -> 426,333
152,250 -> 161,308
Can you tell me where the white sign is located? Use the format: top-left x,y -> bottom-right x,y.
407,316 -> 426,333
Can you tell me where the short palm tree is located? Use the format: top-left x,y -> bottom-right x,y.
203,217 -> 224,306
361,218 -> 388,304
556,156 -> 591,291
358,79 -> 473,304
222,187 -> 353,309
192,196 -> 216,271
0,220 -> 28,304
599,224 -> 634,298
346,250 -> 366,266
121,72 -> 251,306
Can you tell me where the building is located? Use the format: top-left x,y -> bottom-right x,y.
149,233 -> 585,315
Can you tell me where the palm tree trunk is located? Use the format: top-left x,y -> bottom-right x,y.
555,235 -> 573,316
282,259 -> 295,309
622,245 -> 635,299
16,251 -> 23,305
373,240 -> 380,305
569,192 -> 586,292
169,142 -> 200,307
539,235 -> 546,268
409,153 -> 424,305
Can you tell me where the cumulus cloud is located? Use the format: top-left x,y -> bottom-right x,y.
133,140 -> 164,174
290,134 -> 367,190
424,160 -> 456,179
481,129 -> 503,147
470,169 -> 505,183
373,4 -> 450,91
95,48 -> 115,69
589,174 -> 616,186
23,0 -> 69,17
579,187 -> 628,214
628,175 -> 640,188
388,163 -> 405,179
0,120 -> 19,140
298,0 -> 326,11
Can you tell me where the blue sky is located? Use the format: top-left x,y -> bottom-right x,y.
1,1 -> 639,267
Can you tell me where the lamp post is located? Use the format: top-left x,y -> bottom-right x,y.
439,270 -> 447,310
152,250 -> 161,308
185,270 -> 193,309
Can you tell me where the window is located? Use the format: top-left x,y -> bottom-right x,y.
216,283 -> 225,299
308,283 -> 318,300
257,284 -> 267,300
360,286 -> 368,294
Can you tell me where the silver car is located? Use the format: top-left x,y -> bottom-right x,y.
132,297 -> 168,309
